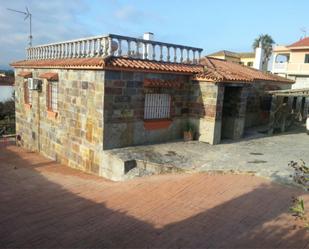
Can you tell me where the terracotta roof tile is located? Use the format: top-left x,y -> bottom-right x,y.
17,71 -> 32,78
11,58 -> 104,69
104,57 -> 204,74
288,37 -> 309,48
11,57 -> 203,74
11,56 -> 293,84
39,72 -> 59,81
194,57 -> 294,84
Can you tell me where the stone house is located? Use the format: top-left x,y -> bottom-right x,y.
11,33 -> 293,180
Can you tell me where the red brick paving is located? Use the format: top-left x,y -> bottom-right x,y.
0,145 -> 309,248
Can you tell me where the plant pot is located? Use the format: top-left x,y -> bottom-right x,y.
184,131 -> 193,141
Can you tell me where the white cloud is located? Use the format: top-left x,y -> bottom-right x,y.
0,0 -> 91,67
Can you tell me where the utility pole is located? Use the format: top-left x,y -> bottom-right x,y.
7,7 -> 32,47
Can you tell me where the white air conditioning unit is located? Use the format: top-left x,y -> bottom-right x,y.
28,78 -> 40,90
28,78 -> 35,90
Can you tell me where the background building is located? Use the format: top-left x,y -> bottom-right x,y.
272,37 -> 309,89
207,50 -> 255,67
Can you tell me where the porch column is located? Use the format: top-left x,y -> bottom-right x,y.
198,83 -> 224,145
268,95 -> 278,135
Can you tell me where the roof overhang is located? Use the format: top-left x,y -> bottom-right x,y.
17,71 -> 32,78
10,57 -> 204,75
39,72 -> 59,81
267,88 -> 309,96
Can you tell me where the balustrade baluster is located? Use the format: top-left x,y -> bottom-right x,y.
90,40 -> 95,57
167,46 -> 170,62
117,39 -> 122,56
108,37 -> 112,56
127,40 -> 131,57
193,50 -> 196,64
180,48 -> 183,63
186,49 -> 190,63
143,42 -> 148,59
152,44 -> 156,60
136,41 -> 140,58
160,45 -> 163,61
174,48 -> 177,63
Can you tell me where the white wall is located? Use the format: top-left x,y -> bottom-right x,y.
292,77 -> 309,89
0,86 -> 14,102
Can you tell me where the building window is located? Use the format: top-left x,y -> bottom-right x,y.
47,82 -> 58,112
305,54 -> 309,63
24,79 -> 32,105
144,93 -> 171,120
247,62 -> 253,67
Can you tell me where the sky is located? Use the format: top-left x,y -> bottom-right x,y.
1,0 -> 309,69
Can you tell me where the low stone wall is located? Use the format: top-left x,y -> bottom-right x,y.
15,68 -> 104,175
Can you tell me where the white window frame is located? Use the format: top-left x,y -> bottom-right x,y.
47,81 -> 58,112
144,93 -> 171,120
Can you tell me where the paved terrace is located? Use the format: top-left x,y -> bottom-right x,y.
0,144 -> 309,248
110,126 -> 309,185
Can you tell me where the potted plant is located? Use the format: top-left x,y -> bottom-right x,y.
184,122 -> 195,141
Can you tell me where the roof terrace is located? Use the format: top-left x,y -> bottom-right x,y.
26,33 -> 203,64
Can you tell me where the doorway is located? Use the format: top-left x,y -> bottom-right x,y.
221,86 -> 244,140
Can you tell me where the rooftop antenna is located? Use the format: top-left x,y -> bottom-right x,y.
7,7 -> 32,47
300,27 -> 307,39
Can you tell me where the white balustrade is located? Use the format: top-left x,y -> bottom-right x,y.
26,34 -> 203,64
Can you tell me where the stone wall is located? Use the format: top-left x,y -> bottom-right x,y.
245,82 -> 291,128
15,68 -> 104,175
103,70 -> 190,149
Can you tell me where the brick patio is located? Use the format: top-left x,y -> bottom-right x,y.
0,145 -> 309,248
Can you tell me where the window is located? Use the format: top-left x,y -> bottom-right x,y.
24,79 -> 32,105
47,82 -> 58,112
247,62 -> 253,67
144,93 -> 171,120
304,54 -> 309,63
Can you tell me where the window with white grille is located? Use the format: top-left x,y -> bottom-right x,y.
47,82 -> 58,112
144,94 -> 171,120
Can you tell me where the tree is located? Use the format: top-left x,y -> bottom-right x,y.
252,34 -> 275,70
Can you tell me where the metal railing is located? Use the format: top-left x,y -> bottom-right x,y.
26,34 -> 203,64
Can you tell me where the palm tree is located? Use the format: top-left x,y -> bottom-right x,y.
252,34 -> 275,70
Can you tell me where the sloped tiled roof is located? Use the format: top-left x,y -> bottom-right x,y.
238,52 -> 255,58
194,57 -> 294,84
11,56 -> 293,84
11,57 -> 204,74
288,37 -> 309,48
207,50 -> 240,58
11,58 -> 105,69
39,72 -> 59,81
207,50 -> 255,59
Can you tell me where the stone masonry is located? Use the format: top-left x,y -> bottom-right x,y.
15,68 -> 104,175
103,70 -> 190,149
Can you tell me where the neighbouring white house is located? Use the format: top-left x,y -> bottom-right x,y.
272,37 -> 309,89
0,75 -> 14,102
